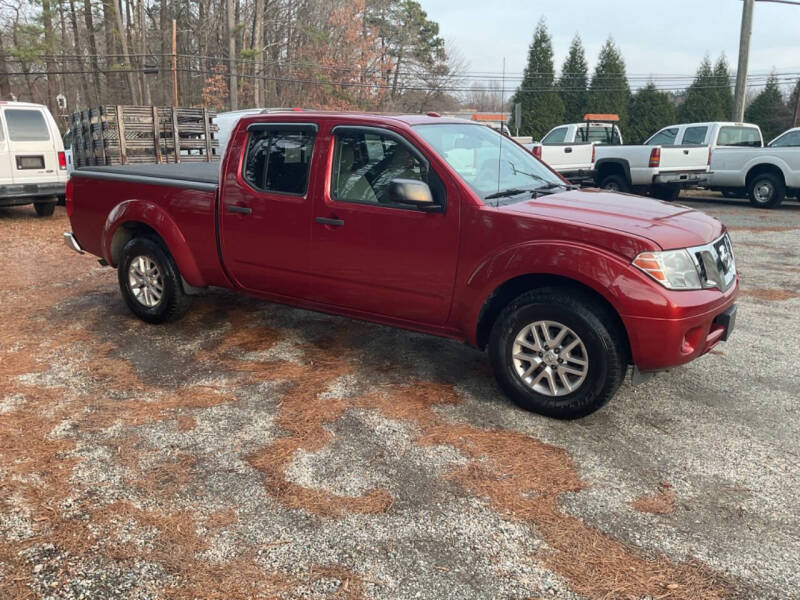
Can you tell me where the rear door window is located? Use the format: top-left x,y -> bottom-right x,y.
646,128 -> 678,145
542,127 -> 568,144
681,126 -> 708,145
717,126 -> 762,147
243,125 -> 316,195
4,109 -> 51,141
769,131 -> 800,147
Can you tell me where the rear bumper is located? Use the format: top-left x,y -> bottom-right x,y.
653,171 -> 708,187
561,169 -> 596,185
624,278 -> 739,371
64,232 -> 84,254
0,182 -> 66,202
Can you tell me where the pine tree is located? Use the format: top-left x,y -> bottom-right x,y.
586,37 -> 630,130
713,55 -> 734,121
627,83 -> 676,144
559,35 -> 588,123
745,73 -> 793,142
509,18 -> 564,139
677,56 -> 722,122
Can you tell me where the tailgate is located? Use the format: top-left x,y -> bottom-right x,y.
658,146 -> 709,172
541,144 -> 594,171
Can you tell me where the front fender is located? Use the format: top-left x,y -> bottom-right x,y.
458,240 -> 668,345
102,199 -> 205,287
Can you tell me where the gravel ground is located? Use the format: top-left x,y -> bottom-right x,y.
0,193 -> 798,600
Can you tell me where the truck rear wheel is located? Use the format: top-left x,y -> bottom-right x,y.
34,199 -> 56,217
118,237 -> 192,324
488,288 -> 626,419
598,174 -> 630,194
748,173 -> 785,209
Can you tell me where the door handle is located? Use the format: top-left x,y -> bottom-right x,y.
315,217 -> 344,227
227,205 -> 252,215
564,147 -> 573,153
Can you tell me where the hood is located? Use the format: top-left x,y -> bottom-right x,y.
498,188 -> 723,250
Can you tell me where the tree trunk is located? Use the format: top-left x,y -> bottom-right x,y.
112,0 -> 140,104
253,0 -> 264,107
138,0 -> 151,104
41,0 -> 59,113
0,34 -> 11,100
67,0 -> 91,110
227,0 -> 238,110
83,0 -> 104,104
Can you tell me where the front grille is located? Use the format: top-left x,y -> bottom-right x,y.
690,233 -> 736,291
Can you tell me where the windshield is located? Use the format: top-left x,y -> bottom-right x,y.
414,123 -> 563,202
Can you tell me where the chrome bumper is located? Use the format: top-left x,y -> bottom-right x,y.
653,171 -> 708,186
63,232 -> 84,254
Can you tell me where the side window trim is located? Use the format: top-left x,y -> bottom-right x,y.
328,125 -> 446,212
241,122 -> 318,196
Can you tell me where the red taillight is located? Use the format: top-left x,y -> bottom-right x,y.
532,145 -> 542,160
58,151 -> 66,169
649,147 -> 661,168
65,178 -> 74,217
708,148 -> 712,166
591,144 -> 596,164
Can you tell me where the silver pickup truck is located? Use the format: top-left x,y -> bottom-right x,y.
646,122 -> 800,208
534,121 -> 710,201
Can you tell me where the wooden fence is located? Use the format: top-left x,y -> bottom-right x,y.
70,106 -> 219,167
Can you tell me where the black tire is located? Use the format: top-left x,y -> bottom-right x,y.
748,172 -> 785,209
33,201 -> 56,217
117,236 -> 192,324
651,185 -> 680,202
598,174 -> 630,194
488,288 -> 627,419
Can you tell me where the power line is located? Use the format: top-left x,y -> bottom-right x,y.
3,65 -> 796,94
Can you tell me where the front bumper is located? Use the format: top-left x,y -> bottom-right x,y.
653,171 -> 708,187
624,278 -> 739,371
0,181 -> 66,202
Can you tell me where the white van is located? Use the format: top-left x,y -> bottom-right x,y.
0,101 -> 68,217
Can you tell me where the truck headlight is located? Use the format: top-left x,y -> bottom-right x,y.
632,250 -> 702,290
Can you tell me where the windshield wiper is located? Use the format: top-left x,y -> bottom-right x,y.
484,187 -> 536,200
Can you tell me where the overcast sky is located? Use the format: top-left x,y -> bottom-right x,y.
423,0 -> 799,88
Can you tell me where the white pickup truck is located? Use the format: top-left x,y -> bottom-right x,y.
647,122 -> 800,208
534,121 -> 710,200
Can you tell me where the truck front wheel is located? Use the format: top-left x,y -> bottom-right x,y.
118,237 -> 192,324
488,288 -> 626,419
748,173 -> 785,209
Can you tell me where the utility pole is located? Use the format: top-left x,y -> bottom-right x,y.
733,0 -> 755,122
172,19 -> 178,106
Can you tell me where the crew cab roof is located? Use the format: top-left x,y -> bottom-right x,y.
236,110 -> 474,128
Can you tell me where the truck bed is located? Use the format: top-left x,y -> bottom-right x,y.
75,163 -> 219,189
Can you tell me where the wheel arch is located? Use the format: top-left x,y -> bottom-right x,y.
594,159 -> 631,185
102,199 -> 205,287
474,273 -> 632,363
745,162 -> 786,187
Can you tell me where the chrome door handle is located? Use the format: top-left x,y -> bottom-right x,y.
227,205 -> 252,215
315,217 -> 344,226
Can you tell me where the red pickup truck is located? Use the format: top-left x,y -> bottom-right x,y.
64,112 -> 738,419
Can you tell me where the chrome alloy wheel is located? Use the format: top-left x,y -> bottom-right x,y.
753,179 -> 775,204
128,255 -> 164,308
511,321 -> 589,397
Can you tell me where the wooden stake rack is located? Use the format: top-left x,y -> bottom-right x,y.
70,105 -> 219,167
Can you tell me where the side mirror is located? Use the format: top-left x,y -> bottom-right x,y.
389,179 -> 437,209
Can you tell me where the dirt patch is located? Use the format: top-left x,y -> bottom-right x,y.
741,287 -> 799,301
630,484 -> 677,515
